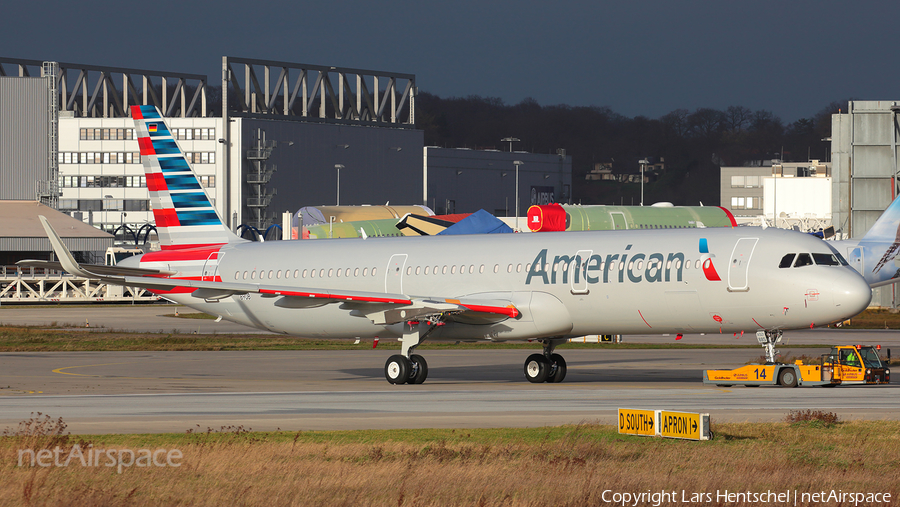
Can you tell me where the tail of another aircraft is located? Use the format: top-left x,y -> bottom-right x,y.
842,194 -> 900,287
131,105 -> 242,249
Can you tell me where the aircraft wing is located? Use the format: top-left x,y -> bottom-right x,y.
32,215 -> 519,326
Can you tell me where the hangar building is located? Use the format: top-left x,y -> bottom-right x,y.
0,57 -> 572,249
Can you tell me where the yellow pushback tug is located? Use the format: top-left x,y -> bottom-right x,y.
703,332 -> 890,387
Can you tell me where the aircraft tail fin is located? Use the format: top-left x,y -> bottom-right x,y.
860,194 -> 900,243
131,105 -> 243,249
854,194 -> 900,282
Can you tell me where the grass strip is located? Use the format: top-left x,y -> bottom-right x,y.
0,326 -> 840,352
1,419 -> 898,506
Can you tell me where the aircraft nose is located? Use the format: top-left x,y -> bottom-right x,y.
831,269 -> 872,317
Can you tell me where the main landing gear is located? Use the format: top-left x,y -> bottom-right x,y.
384,321 -> 436,385
523,339 -> 567,383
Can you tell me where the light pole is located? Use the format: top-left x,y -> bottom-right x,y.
513,160 -> 524,231
638,159 -> 649,206
501,137 -> 520,152
334,164 -> 344,205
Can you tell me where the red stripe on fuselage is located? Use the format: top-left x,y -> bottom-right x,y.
160,243 -> 227,251
258,289 -> 412,305
141,245 -> 222,263
144,275 -> 223,295
131,106 -> 144,119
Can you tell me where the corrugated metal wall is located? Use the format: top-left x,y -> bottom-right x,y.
0,77 -> 48,200
239,119 -> 424,225
832,100 -> 900,307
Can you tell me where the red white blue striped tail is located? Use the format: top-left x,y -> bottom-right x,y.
131,105 -> 242,249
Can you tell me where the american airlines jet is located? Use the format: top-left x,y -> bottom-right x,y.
23,106 -> 872,385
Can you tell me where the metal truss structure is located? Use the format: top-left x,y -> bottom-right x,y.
223,57 -> 415,127
0,267 -> 159,303
0,57 -> 210,118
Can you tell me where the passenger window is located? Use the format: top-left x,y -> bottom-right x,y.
362,268 -> 368,277
406,267 -> 412,275
372,268 -> 377,276
812,253 -> 839,266
779,254 -> 795,268
424,266 -> 430,275
336,269 -> 341,278
310,270 -> 316,278
345,268 -> 350,277
234,271 -> 240,280
415,266 -> 421,275
517,264 -> 522,273
276,270 -> 281,279
354,268 -> 359,277
451,265 -> 456,274
508,264 -> 513,273
442,266 -> 447,275
294,269 -> 299,278
327,269 -> 332,277
794,253 -> 813,267
242,271 -> 248,280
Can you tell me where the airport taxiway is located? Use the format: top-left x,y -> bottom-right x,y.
0,306 -> 897,433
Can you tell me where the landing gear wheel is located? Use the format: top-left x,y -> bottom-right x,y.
524,353 -> 550,383
385,354 -> 411,384
778,368 -> 798,388
547,353 -> 567,383
408,354 -> 429,384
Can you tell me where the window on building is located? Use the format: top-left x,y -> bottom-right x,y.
78,199 -> 103,211
124,200 -> 149,212
731,176 -> 744,188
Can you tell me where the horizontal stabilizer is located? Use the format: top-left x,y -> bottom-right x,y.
16,259 -> 176,278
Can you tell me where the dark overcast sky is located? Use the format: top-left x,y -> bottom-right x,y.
3,0 -> 897,122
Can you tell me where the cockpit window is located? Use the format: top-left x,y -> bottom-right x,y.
779,254 -> 795,268
825,244 -> 850,266
793,253 -> 813,267
812,253 -> 840,266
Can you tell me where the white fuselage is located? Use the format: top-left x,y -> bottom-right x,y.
138,227 -> 871,340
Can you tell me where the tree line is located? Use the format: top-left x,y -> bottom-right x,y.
415,92 -> 843,206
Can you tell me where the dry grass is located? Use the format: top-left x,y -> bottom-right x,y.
840,308 -> 900,329
1,420 -> 899,506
